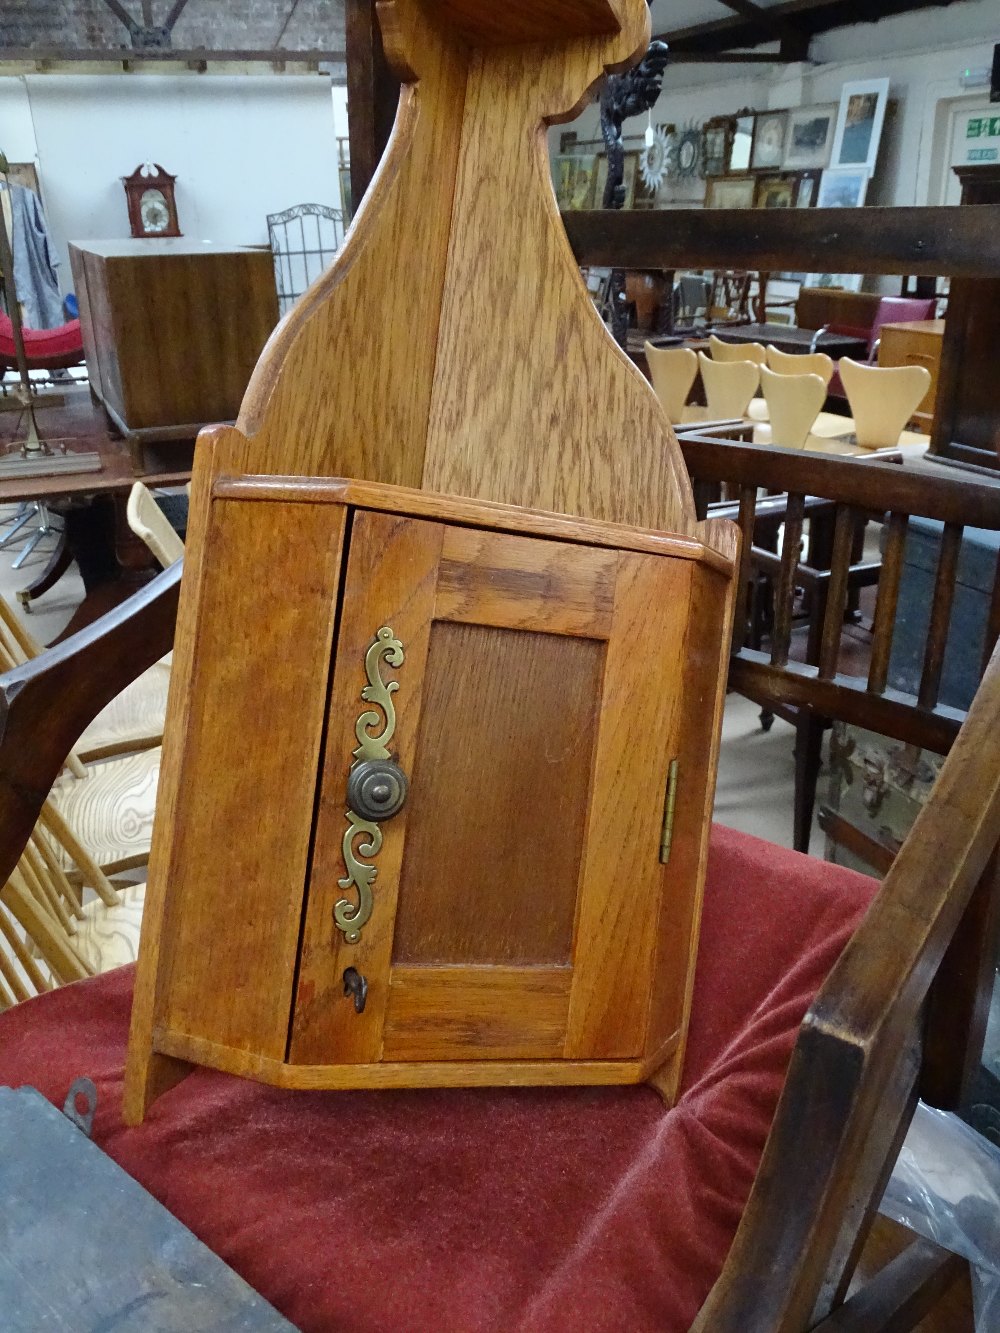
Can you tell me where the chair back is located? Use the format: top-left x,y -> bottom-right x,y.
765,344 -> 834,387
645,343 -> 698,423
699,351 -> 759,419
0,798 -> 118,1009
679,441 -> 1000,1327
840,358 -> 931,448
709,334 -> 767,365
126,482 -> 185,569
759,366 -> 826,449
868,295 -> 937,355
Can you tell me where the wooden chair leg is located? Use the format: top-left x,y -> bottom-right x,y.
794,715 -> 826,854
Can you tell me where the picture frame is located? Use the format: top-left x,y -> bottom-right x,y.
816,167 -> 869,209
705,175 -> 756,209
621,150 -> 639,209
728,114 -> 755,173
553,155 -> 599,211
750,111 -> 788,171
755,175 -> 796,209
702,119 -> 731,178
783,104 -> 837,170
806,273 -> 864,293
830,78 -> 890,174
794,169 -> 822,208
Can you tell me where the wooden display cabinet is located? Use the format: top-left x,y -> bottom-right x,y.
130,476 -> 734,1108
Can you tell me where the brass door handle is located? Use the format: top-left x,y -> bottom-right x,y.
335,626 -> 406,946
347,758 -> 409,822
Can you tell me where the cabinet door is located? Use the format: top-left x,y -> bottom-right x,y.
289,509 -> 693,1067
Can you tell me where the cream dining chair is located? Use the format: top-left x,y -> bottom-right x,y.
644,343 -> 698,424
709,334 -> 767,365
759,366 -> 828,449
698,351 -> 760,420
126,482 -> 185,569
765,345 -> 834,388
839,358 -> 932,449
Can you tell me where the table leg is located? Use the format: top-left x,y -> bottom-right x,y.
16,533 -> 71,609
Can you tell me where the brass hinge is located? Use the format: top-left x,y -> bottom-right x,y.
660,758 -> 679,864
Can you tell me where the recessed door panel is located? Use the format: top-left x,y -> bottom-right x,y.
289,509 -> 691,1067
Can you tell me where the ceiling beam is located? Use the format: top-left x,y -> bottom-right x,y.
716,0 -> 812,58
0,46 -> 345,66
658,0 -> 962,55
668,50 -> 793,63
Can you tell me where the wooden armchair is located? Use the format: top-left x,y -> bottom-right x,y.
0,535 -> 995,1328
681,434 -> 1000,855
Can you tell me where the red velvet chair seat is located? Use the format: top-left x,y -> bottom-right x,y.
0,826 -> 877,1331
0,312 -> 84,370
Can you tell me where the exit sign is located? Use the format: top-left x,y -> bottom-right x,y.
966,115 -> 1000,138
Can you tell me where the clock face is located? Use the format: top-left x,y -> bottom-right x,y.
140,188 -> 170,234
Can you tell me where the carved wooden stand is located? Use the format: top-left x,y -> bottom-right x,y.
124,0 -> 738,1125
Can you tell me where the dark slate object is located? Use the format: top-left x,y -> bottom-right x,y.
0,1085 -> 297,1332
888,516 -> 1000,712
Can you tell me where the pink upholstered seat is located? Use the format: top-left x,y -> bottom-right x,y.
0,311 -> 84,370
0,825 -> 878,1331
827,296 -> 936,403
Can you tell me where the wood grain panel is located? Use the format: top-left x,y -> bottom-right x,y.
382,965 -> 570,1060
232,4 -> 470,486
434,526 -> 616,637
644,560 -> 736,1099
126,443 -> 220,1123
420,19 -> 695,535
392,622 -> 604,967
75,246 -> 277,433
153,496 -> 345,1058
565,554 -> 692,1060
435,0 -> 621,46
289,511 -> 443,1066
157,1026 -> 649,1091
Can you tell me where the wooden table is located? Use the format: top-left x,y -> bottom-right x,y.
713,322 -> 869,360
69,239 -> 277,469
0,387 -> 191,623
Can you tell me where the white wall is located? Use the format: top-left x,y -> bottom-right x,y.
554,0 -> 999,210
0,71 -> 344,291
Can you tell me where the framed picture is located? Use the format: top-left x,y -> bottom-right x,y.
817,167 -> 869,209
794,169 -> 822,208
553,155 -> 599,210
750,111 -> 788,171
728,114 -> 755,173
830,78 -> 890,173
783,104 -> 837,170
622,151 -> 639,209
594,155 -> 609,209
702,120 -> 731,177
705,175 -> 756,209
755,175 -> 795,209
806,273 -> 864,293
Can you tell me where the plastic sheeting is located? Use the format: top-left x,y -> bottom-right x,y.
881,1102 -> 1000,1330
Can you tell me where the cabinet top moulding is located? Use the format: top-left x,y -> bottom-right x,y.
210,473 -> 739,575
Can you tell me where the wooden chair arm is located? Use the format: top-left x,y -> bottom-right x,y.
696,640 -> 1000,1330
0,564 -> 181,889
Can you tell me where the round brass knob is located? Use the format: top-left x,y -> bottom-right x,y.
347,759 -> 409,822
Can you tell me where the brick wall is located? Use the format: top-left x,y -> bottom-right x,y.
0,0 -> 346,54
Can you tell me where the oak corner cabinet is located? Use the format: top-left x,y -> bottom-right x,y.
132,478 -> 736,1112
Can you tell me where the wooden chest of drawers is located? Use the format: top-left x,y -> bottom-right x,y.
69,240 -> 278,445
126,474 -> 735,1113
877,319 -> 944,432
